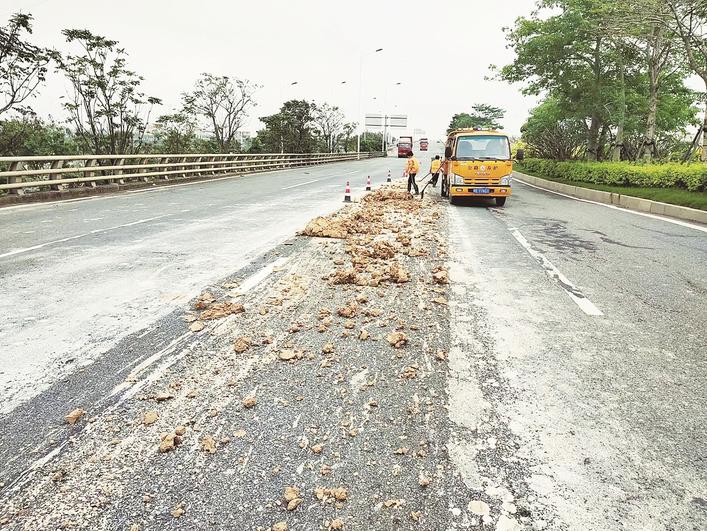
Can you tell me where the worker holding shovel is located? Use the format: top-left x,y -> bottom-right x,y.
404,151 -> 420,195
429,155 -> 442,187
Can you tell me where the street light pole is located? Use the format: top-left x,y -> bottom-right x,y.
280,81 -> 298,153
334,81 -> 346,152
382,82 -> 402,154
357,48 -> 383,159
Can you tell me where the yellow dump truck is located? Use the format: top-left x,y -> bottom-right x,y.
441,129 -> 523,206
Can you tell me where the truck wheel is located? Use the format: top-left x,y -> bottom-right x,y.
495,197 -> 507,206
441,178 -> 449,198
449,195 -> 457,205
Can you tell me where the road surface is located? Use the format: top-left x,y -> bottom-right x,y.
446,176 -> 707,529
0,158 -> 705,530
0,157 -> 397,414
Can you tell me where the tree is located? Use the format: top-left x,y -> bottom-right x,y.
0,13 -> 48,117
447,104 -> 505,132
312,103 -> 346,152
663,1 -> 707,161
349,131 -> 383,152
255,100 -> 317,153
152,112 -> 198,154
0,115 -> 77,156
521,98 -> 587,160
499,0 -> 698,162
613,1 -> 688,161
338,122 -> 357,153
182,73 -> 258,153
50,29 -> 161,155
499,0 -> 621,160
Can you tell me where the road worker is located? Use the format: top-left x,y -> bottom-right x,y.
405,151 -> 420,195
430,155 -> 442,187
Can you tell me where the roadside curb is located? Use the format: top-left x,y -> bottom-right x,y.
513,171 -> 707,225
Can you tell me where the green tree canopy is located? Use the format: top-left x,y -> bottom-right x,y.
500,0 -> 698,161
50,29 -> 161,155
181,73 -> 258,153
152,112 -> 199,154
447,104 -> 505,133
0,13 -> 48,117
255,100 -> 317,153
521,98 -> 587,160
0,115 -> 77,156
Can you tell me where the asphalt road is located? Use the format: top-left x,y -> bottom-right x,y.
446,176 -> 707,529
1,158 -> 705,530
0,156 -> 405,414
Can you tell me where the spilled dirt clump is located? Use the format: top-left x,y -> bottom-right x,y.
301,185 -> 442,287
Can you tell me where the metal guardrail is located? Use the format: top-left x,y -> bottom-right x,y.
0,152 -> 379,195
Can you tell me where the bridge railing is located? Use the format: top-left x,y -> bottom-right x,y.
0,152 -> 380,196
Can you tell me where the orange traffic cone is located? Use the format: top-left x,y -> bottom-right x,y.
366,176 -> 372,191
344,181 -> 351,202
387,170 -> 391,182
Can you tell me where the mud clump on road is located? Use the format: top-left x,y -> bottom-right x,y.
199,301 -> 245,320
301,184 -> 438,288
300,187 -> 416,242
301,216 -> 349,239
64,407 -> 86,425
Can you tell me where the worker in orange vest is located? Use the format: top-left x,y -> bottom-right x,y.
430,155 -> 442,187
404,151 -> 420,195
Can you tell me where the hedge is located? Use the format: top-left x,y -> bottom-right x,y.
518,159 -> 707,192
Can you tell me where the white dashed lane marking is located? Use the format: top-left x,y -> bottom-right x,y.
281,179 -> 321,190
508,227 -> 604,316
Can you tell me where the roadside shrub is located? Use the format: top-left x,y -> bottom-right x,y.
519,159 -> 707,192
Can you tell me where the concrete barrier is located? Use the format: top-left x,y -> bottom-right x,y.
514,171 -> 707,225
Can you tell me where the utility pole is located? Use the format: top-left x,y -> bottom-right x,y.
280,81 -> 298,153
357,48 -> 383,158
382,82 -> 401,155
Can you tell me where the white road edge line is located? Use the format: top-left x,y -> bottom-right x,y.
235,256 -> 289,294
0,214 -> 171,259
509,227 -> 604,316
281,179 -> 321,190
514,177 -> 707,234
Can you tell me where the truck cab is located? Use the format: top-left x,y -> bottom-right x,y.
397,136 -> 413,158
441,129 -> 522,206
419,138 -> 429,151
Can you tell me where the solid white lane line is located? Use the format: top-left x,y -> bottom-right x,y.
0,194 -> 113,213
515,178 -> 707,234
0,214 -> 171,259
509,227 -> 604,316
235,256 -> 289,294
110,332 -> 191,397
281,179 -> 321,190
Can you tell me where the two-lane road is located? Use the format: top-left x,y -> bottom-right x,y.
0,157 -> 400,414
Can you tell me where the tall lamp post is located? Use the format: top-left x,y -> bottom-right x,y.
382,82 -> 402,153
357,47 -> 383,158
280,81 -> 298,153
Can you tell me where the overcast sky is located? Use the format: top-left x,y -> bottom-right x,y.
4,0 -> 544,139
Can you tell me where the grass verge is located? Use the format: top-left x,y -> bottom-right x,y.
516,166 -> 707,211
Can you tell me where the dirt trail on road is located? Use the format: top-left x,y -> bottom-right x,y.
2,186 -> 532,530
